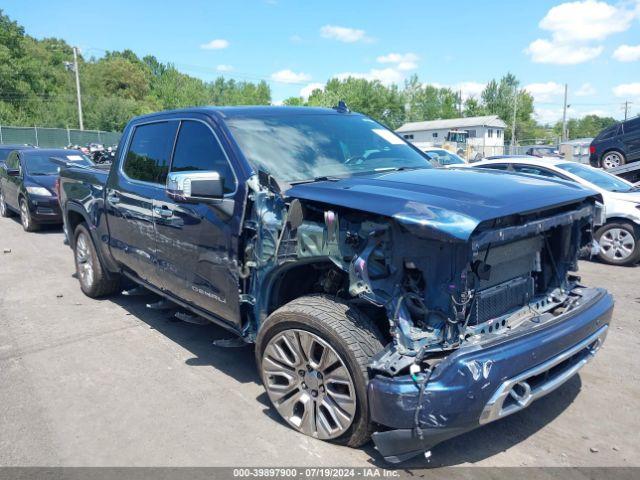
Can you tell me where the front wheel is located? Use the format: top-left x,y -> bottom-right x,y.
20,198 -> 39,232
256,295 -> 384,447
73,224 -> 120,297
601,151 -> 625,170
595,222 -> 640,266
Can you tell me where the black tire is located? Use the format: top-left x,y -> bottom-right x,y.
73,223 -> 120,297
19,198 -> 39,232
0,190 -> 13,218
601,150 -> 626,170
256,294 -> 385,448
595,221 -> 640,266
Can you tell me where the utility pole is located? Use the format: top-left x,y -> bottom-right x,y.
511,85 -> 518,149
623,101 -> 631,121
561,83 -> 568,142
72,47 -> 84,130
458,89 -> 463,116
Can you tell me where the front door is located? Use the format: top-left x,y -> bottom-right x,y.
622,118 -> 640,161
2,151 -> 21,209
105,120 -> 178,288
153,118 -> 242,325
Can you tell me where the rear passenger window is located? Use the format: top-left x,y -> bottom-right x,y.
513,165 -> 559,178
170,120 -> 236,194
124,122 -> 178,184
624,118 -> 640,134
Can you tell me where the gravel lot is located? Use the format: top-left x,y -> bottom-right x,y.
0,217 -> 638,468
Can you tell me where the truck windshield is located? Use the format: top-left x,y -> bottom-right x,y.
225,113 -> 432,182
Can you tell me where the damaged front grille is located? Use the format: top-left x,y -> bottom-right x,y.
468,275 -> 534,326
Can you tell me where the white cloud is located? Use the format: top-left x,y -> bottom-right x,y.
539,0 -> 635,42
613,44 -> 640,62
575,82 -> 596,96
525,0 -> 638,65
613,82 -> 640,98
271,69 -> 312,84
376,52 -> 419,64
525,39 -> 603,64
376,52 -> 419,72
299,82 -> 325,100
216,64 -> 233,72
524,82 -> 565,102
200,39 -> 229,50
320,25 -> 369,43
334,68 -> 404,86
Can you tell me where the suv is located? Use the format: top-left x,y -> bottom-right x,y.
590,117 -> 640,170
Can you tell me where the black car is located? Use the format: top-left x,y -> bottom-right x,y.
0,148 -> 93,231
590,117 -> 640,170
525,146 -> 563,158
0,144 -> 35,166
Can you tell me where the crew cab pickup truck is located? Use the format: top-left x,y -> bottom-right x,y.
58,106 -> 613,463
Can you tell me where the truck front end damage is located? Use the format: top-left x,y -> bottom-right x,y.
239,171 -> 613,463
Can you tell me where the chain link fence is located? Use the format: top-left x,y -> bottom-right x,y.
0,125 -> 121,148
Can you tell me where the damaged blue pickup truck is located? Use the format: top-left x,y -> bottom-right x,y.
57,106 -> 613,463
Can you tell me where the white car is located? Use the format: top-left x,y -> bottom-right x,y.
418,147 -> 467,168
469,156 -> 640,266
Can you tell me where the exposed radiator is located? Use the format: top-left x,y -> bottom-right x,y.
469,275 -> 535,326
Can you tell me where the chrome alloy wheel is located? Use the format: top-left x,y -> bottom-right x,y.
75,232 -> 95,288
0,192 -> 6,216
261,329 -> 357,440
602,152 -> 623,169
20,200 -> 30,230
599,227 -> 635,261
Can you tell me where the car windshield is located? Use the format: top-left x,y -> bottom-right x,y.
225,113 -> 432,182
424,149 -> 465,165
558,162 -> 634,192
24,152 -> 93,175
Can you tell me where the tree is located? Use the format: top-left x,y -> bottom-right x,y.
553,114 -> 618,140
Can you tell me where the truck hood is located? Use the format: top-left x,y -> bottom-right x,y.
27,175 -> 58,192
285,168 -> 597,242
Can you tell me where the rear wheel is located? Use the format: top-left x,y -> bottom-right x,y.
256,295 -> 384,447
20,198 -> 39,232
0,190 -> 13,218
601,151 -> 625,170
596,222 -> 640,266
74,224 -> 120,297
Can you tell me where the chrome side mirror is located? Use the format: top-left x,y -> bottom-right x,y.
166,171 -> 224,203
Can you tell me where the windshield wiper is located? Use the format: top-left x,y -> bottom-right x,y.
289,175 -> 344,185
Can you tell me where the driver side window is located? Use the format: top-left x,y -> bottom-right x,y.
170,120 -> 236,194
6,152 -> 19,170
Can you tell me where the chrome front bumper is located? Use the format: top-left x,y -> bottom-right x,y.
479,324 -> 608,425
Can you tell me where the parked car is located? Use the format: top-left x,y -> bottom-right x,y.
0,144 -> 35,166
0,148 -> 93,231
470,156 -> 640,265
525,146 -> 563,158
590,117 -> 640,170
419,147 -> 466,167
58,106 -> 612,463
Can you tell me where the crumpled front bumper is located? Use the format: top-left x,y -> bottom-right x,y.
368,288 -> 613,463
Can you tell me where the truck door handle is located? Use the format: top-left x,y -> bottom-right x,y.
154,206 -> 173,218
107,192 -> 120,204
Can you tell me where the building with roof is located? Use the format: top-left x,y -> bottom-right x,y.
396,115 -> 507,156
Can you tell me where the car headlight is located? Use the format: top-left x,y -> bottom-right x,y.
26,186 -> 52,196
594,201 -> 606,226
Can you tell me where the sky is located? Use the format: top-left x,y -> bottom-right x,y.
3,0 -> 640,124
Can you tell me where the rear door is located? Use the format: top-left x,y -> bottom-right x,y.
2,152 -> 22,208
621,118 -> 640,161
153,117 -> 241,325
105,120 -> 178,288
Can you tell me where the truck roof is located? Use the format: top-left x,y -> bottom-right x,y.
130,105 -> 354,123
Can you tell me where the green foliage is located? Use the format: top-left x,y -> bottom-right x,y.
553,114 -> 618,140
0,9 -> 271,131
